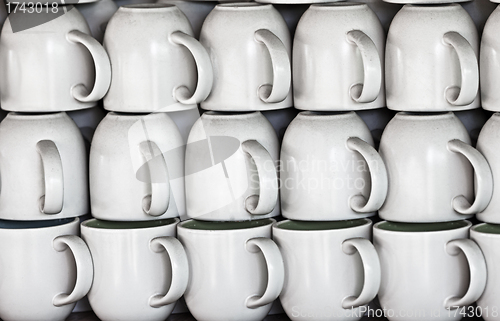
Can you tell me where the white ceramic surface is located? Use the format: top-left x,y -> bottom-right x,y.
200,3 -> 292,111
350,0 -> 402,33
471,224 -> 500,321
274,219 -> 380,321
90,112 -> 185,221
0,218 -> 93,321
81,218 -> 188,321
0,7 -> 111,112
104,4 -> 212,113
177,219 -> 284,321
476,113 -> 500,223
281,111 -> 387,221
76,0 -> 118,43
386,4 -> 479,111
379,112 -> 493,222
0,112 -> 88,220
374,221 -> 487,321
185,111 -> 280,221
293,3 -> 385,111
383,0 -> 467,5
480,5 -> 500,111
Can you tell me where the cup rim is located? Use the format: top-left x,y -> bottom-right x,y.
298,110 -> 355,119
215,2 -> 272,10
471,223 -> 500,237
404,3 -> 461,10
310,2 -> 367,10
202,110 -> 262,119
178,218 -> 275,233
120,3 -> 176,11
7,111 -> 67,120
273,218 -> 372,233
374,220 -> 471,234
81,217 -> 180,230
0,217 -> 79,231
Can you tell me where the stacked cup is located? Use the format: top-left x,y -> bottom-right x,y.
375,2 -> 493,320
181,3 -> 290,320
276,3 -> 386,321
0,5 -> 110,321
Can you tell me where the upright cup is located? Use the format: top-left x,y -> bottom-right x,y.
273,219 -> 380,321
374,220 -> 487,321
177,219 -> 284,321
293,3 -> 385,111
0,7 -> 111,112
0,218 -> 93,321
81,218 -> 188,321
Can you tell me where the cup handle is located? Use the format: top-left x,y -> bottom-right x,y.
36,140 -> 63,214
139,141 -> 170,217
245,237 -> 284,309
341,237 -> 381,309
444,239 -> 487,309
254,29 -> 291,104
442,32 -> 479,106
52,235 -> 94,307
149,236 -> 189,308
346,30 -> 382,103
170,31 -> 213,105
66,30 -> 111,103
241,140 -> 278,215
447,139 -> 493,215
346,137 -> 388,213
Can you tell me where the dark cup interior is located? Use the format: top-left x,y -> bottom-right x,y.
377,220 -> 469,232
0,217 -> 74,229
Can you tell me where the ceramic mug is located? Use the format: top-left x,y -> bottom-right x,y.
104,4 -> 212,113
81,218 -> 188,321
0,112 -> 88,220
177,219 -> 284,321
471,223 -> 500,321
77,0 -> 118,43
374,221 -> 486,321
379,112 -> 493,222
90,112 -> 185,221
475,113 -> 500,223
200,3 -> 292,111
480,5 -> 500,111
281,111 -> 388,221
386,4 -> 479,111
273,219 -> 381,321
293,3 -> 385,111
0,7 -> 111,112
185,111 -> 280,221
0,218 -> 93,321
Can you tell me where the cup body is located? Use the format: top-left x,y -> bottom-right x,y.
185,111 -> 280,221
480,5 -> 500,111
0,7 -> 106,111
0,218 -> 83,321
90,112 -> 185,221
273,219 -> 375,321
293,3 -> 385,111
81,218 -> 182,321
103,4 -> 201,112
280,111 -> 377,221
374,220 -> 480,321
177,219 -> 281,321
200,3 -> 292,111
0,112 -> 88,220
379,112 -> 478,222
386,4 -> 479,111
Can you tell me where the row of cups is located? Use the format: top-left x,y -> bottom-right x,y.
7,216 -> 500,321
6,2 -> 500,113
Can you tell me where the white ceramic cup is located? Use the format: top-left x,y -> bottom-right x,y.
199,3 -> 292,111
293,3 -> 385,111
81,218 -> 188,321
471,223 -> 500,321
177,219 -> 284,321
103,4 -> 213,113
0,218 -> 93,321
185,111 -> 280,221
475,113 -> 500,223
273,219 -> 381,321
0,7 -> 111,112
480,5 -> 500,111
0,112 -> 88,220
281,111 -> 388,221
90,112 -> 185,221
379,112 -> 493,222
385,4 -> 479,111
374,220 -> 487,321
